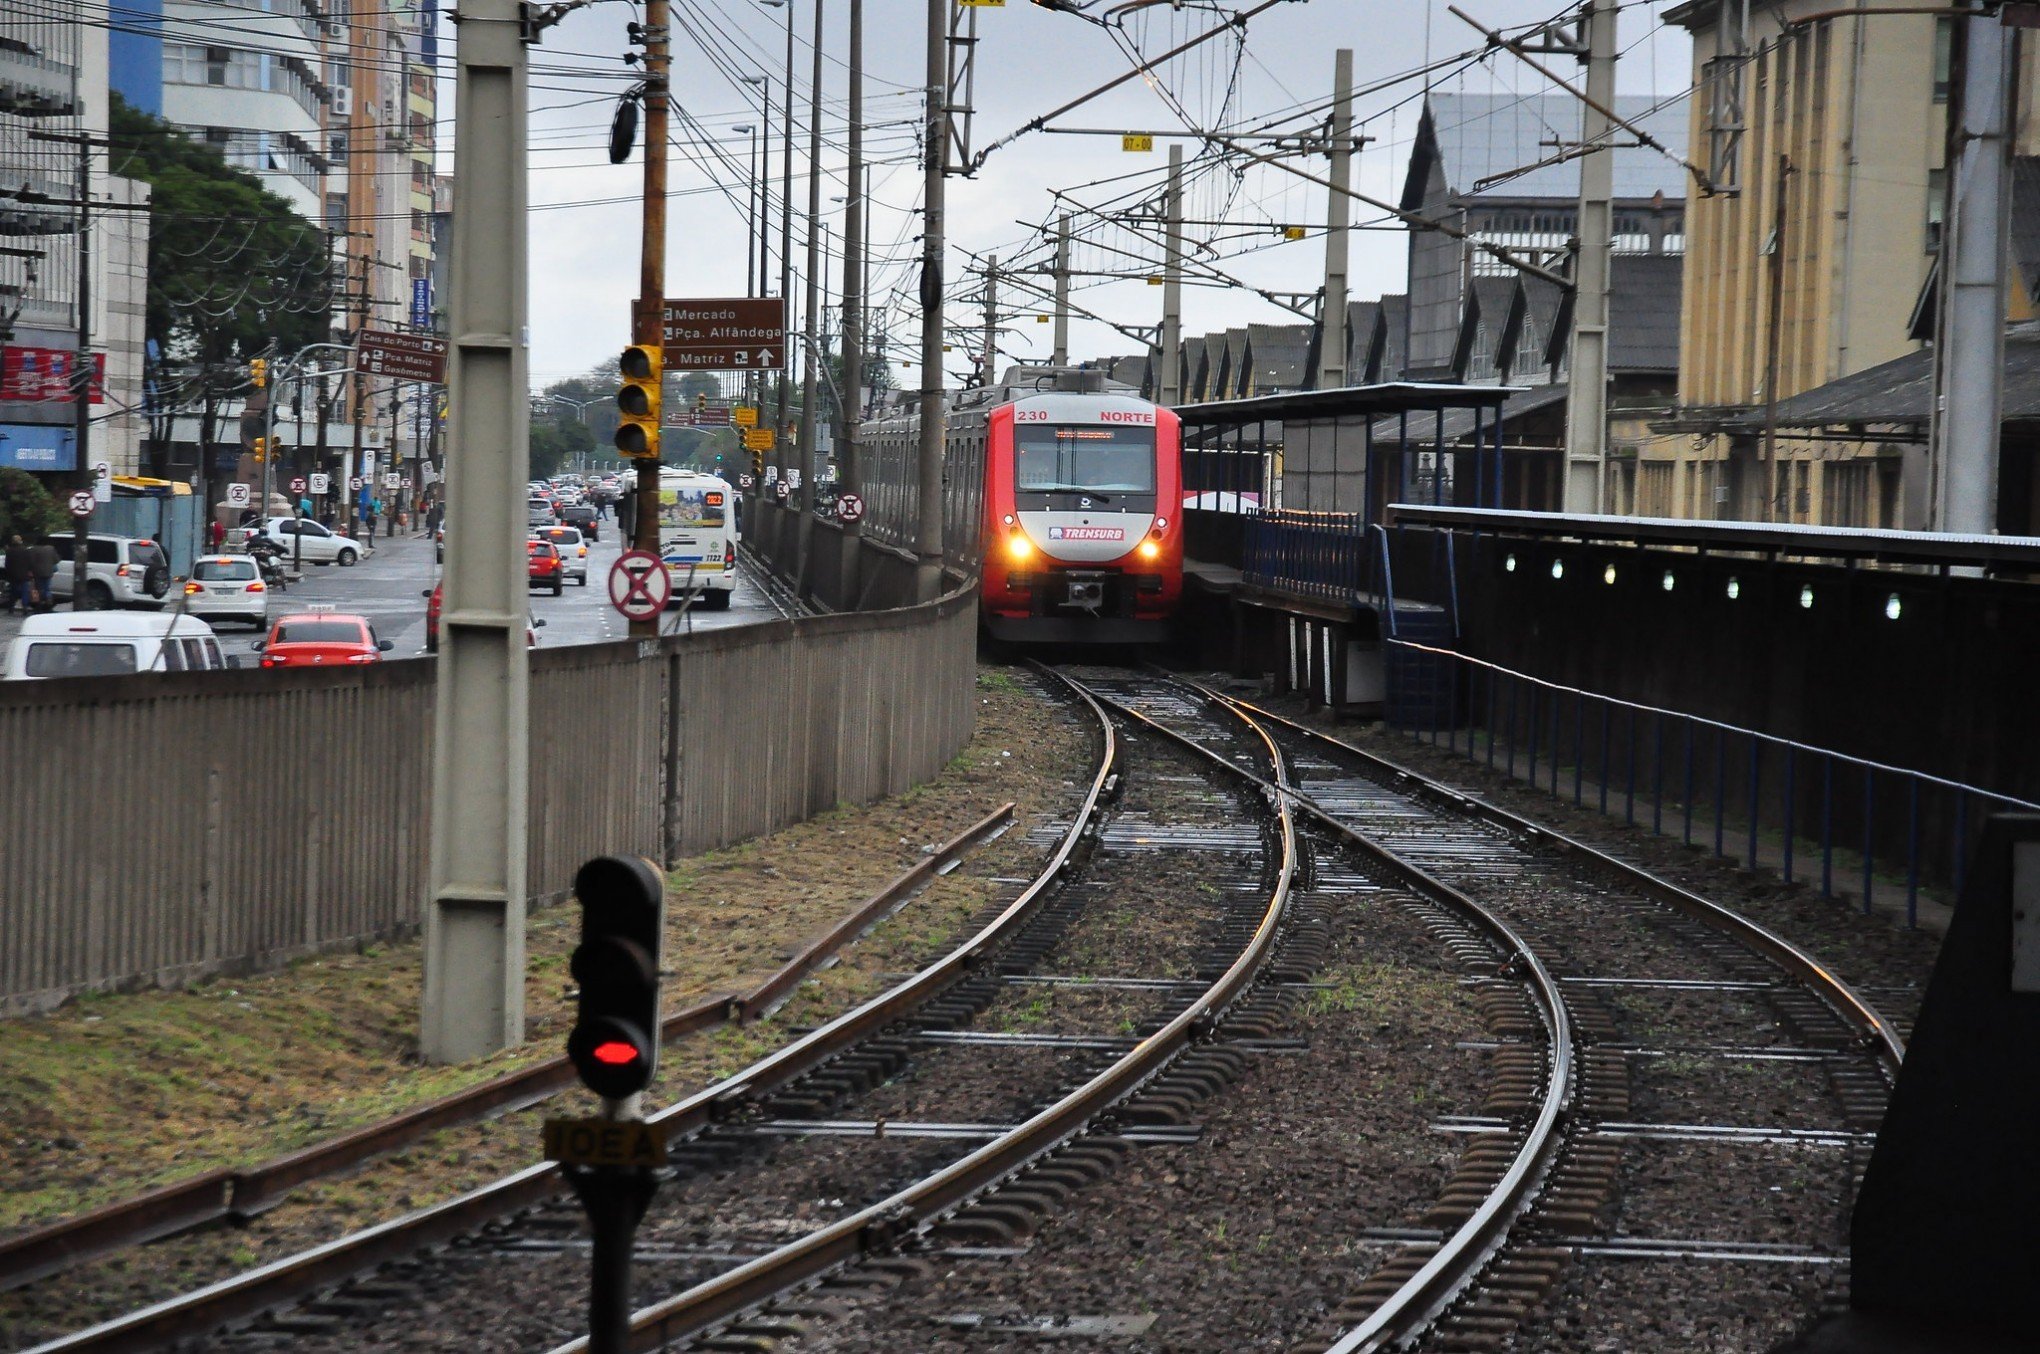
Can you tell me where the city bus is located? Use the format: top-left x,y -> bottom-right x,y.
656,467 -> 738,609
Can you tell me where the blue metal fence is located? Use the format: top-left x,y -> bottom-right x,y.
1241,509 -> 1372,602
1384,639 -> 2039,927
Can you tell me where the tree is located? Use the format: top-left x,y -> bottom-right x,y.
0,469 -> 65,543
108,95 -> 333,486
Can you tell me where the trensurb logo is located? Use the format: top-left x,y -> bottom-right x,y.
1048,526 -> 1125,542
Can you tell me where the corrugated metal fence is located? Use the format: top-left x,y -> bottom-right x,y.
0,588 -> 977,1015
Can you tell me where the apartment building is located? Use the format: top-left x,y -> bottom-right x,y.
2,0 -> 152,477
1653,0 -> 2040,526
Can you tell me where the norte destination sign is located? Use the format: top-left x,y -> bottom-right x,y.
657,297 -> 786,372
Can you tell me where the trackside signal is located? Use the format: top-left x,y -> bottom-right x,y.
615,345 -> 662,460
566,855 -> 666,1100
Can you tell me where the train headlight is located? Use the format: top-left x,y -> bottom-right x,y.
1006,533 -> 1033,561
1137,540 -> 1160,561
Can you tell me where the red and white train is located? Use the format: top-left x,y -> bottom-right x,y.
861,369 -> 1183,643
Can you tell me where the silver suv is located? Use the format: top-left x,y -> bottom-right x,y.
43,534 -> 172,609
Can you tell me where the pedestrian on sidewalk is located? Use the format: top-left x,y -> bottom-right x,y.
364,503 -> 379,539
26,538 -> 58,611
208,519 -> 225,551
3,535 -> 30,614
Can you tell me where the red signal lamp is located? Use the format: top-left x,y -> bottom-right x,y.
591,1041 -> 640,1066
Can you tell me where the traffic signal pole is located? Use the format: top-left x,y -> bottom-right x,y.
838,0 -> 864,604
630,0 -> 670,639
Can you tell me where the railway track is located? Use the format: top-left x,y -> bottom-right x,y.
1163,677 -> 1904,1353
16,667 -> 1909,1352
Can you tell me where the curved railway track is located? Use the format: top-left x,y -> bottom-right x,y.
17,667 -> 1909,1354
1163,677 -> 1904,1353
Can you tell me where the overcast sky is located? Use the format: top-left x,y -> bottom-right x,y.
472,0 -> 1692,389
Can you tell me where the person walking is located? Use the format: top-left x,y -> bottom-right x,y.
26,537 -> 59,612
208,519 -> 225,552
364,502 -> 379,540
4,535 -> 30,614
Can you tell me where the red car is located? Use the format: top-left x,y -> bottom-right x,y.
424,582 -> 544,653
528,539 -> 564,595
254,611 -> 393,668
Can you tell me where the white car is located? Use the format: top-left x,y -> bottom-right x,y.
4,612 -> 225,680
181,554 -> 271,628
255,517 -> 362,566
533,524 -> 590,585
43,534 -> 172,609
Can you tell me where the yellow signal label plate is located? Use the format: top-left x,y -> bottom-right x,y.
1122,134 -> 1154,152
543,1117 -> 669,1168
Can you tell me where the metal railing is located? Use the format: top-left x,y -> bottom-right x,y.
1382,640 -> 2039,927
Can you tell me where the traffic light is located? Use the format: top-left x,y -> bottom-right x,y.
751,446 -> 764,480
251,436 -> 268,462
615,345 -> 662,459
566,855 -> 665,1100
250,357 -> 268,389
694,391 -> 708,415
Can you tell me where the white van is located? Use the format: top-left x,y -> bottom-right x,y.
3,613 -> 227,681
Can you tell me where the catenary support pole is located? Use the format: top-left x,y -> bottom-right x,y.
915,0 -> 947,600
1930,9 -> 2014,534
1052,212 -> 1071,365
629,0 -> 670,638
1561,0 -> 1614,515
794,0 -> 824,588
1158,143 -> 1184,406
421,0 -> 532,1063
1317,49 -> 1353,391
981,255 -> 997,383
839,0 -> 864,605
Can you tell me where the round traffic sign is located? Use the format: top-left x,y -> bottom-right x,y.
773,480 -> 790,502
608,549 -> 671,621
835,492 -> 865,523
225,482 -> 251,508
289,476 -> 307,494
738,473 -> 755,490
67,490 -> 95,517
349,477 -> 363,491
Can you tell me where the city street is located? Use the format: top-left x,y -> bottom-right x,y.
0,522 -> 783,665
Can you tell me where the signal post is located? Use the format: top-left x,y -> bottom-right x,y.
628,0 -> 671,639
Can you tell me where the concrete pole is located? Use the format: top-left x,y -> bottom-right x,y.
629,0 -> 669,637
421,0 -> 531,1063
1052,213 -> 1071,366
914,0 -> 947,600
1317,48 -> 1354,391
1561,0 -> 1615,515
775,4 -> 795,509
68,133 -> 93,610
839,0 -> 863,603
1158,143 -> 1184,406
981,255 -> 997,384
794,0 -> 824,586
1930,12 -> 2014,535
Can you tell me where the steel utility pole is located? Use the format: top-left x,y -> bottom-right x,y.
351,253 -> 369,533
914,0 -> 947,600
69,132 -> 93,609
1158,143 -> 1184,406
1052,213 -> 1071,365
980,255 -> 997,384
794,0 -> 824,588
1930,9 -> 2015,535
839,0 -> 864,603
1317,49 -> 1354,390
1561,0 -> 1615,515
421,0 -> 532,1064
630,0 -> 670,637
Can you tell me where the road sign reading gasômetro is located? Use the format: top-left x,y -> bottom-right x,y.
655,297 -> 786,372
358,329 -> 449,383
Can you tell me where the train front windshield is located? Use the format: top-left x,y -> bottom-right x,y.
1014,425 -> 1156,495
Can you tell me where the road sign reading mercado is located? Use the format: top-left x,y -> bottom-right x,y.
658,298 -> 785,371
358,329 -> 449,383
